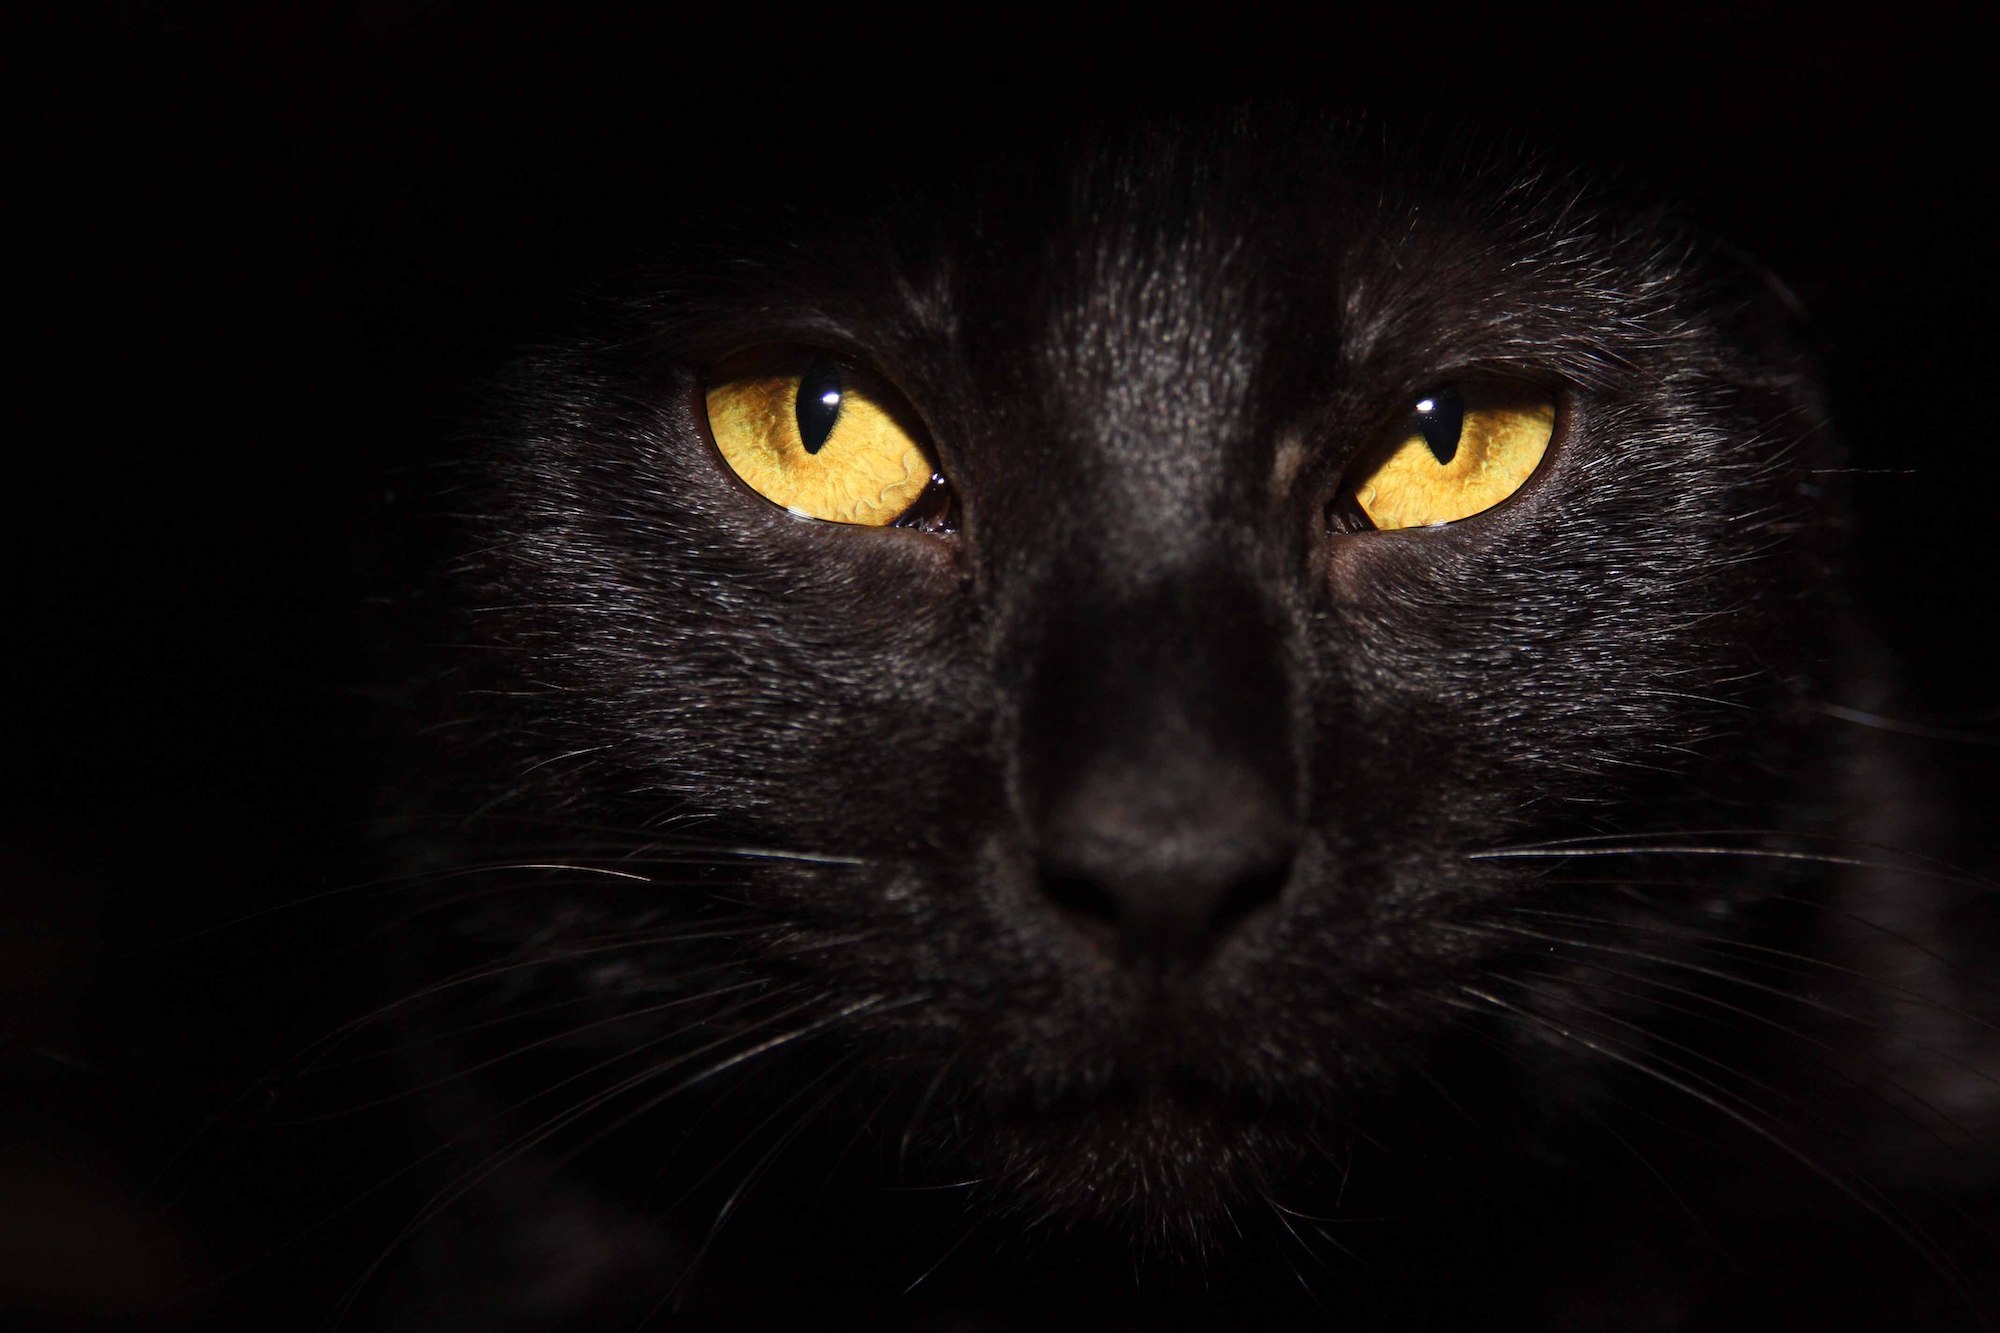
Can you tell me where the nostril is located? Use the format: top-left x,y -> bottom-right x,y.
1042,870 -> 1125,937
1034,840 -> 1295,966
1207,858 -> 1288,940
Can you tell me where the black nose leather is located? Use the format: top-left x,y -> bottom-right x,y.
1036,762 -> 1297,965
1023,577 -> 1298,966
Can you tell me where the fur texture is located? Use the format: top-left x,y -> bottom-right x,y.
382,113 -> 1997,1327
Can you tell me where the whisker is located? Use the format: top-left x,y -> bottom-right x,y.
1495,905 -> 2000,1040
1448,917 -> 1863,1026
700,845 -> 873,867
633,1054 -> 864,1230
1485,969 -> 1833,1132
660,1058 -> 869,1315
580,993 -> 921,1170
1265,1194 -> 1363,1266
899,1212 -> 987,1297
1469,830 -> 1994,893
273,977 -> 776,1124
1442,984 -> 1987,1313
165,983 -> 801,1323
898,1048 -> 964,1178
319,988 -> 844,1331
1819,702 -> 2000,747
1578,1101 -> 1721,1245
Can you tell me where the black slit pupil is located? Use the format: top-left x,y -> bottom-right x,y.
1415,388 -> 1463,465
796,364 -> 843,454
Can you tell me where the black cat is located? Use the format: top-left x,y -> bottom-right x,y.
371,111 -> 1998,1328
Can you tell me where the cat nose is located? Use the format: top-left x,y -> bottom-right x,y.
1021,578 -> 1299,967
1035,763 -> 1298,966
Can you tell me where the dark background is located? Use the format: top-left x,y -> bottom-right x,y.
5,3 -> 1993,1324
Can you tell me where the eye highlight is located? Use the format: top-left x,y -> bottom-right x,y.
703,349 -> 943,527
1348,386 -> 1557,531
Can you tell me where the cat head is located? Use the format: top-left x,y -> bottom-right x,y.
436,111 -> 1843,1237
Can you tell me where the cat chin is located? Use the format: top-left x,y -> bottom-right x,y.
967,1137 -> 1300,1247
914,1076 -> 1336,1243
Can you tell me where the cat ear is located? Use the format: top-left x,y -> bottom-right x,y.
1705,239 -> 1831,399
1720,242 -> 1816,337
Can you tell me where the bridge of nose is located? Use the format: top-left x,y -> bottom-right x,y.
963,209 -> 1306,961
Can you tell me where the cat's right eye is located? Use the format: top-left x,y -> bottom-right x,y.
702,348 -> 948,529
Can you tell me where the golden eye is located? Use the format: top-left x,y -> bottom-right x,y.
703,349 -> 940,527
1348,386 -> 1557,531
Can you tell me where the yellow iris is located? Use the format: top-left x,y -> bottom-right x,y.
704,351 -> 935,526
1352,389 -> 1556,530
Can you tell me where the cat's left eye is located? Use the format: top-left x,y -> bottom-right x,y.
702,348 -> 948,529
1343,386 -> 1557,531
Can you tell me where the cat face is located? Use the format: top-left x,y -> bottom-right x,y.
454,116 -> 1841,1235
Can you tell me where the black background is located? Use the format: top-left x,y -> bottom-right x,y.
5,3 -> 1994,1324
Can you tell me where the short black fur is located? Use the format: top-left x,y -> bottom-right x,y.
381,111 -> 1998,1328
